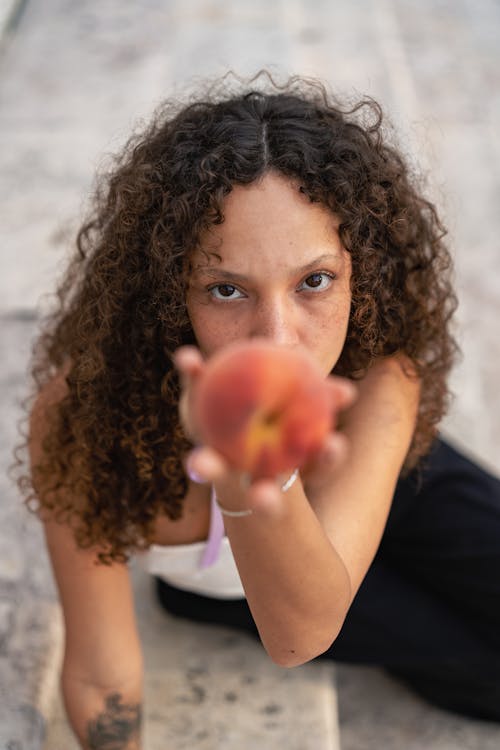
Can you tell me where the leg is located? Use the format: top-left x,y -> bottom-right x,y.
155,577 -> 258,636
385,438 -> 500,645
329,438 -> 500,720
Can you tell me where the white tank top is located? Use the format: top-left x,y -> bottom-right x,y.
139,487 -> 246,600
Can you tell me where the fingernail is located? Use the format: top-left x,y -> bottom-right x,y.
186,450 -> 206,483
187,467 -> 205,483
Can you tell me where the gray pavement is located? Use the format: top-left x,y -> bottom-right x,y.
45,562 -> 341,750
0,0 -> 24,38
1,1 -> 499,748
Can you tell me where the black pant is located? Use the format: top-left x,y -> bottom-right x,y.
155,439 -> 500,721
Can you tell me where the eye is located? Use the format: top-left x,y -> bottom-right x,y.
208,284 -> 245,300
298,272 -> 336,292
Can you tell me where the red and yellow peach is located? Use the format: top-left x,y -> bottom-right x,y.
191,339 -> 339,479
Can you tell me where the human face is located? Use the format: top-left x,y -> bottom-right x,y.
186,172 -> 352,376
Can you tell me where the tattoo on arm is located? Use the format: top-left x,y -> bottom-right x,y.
87,693 -> 142,750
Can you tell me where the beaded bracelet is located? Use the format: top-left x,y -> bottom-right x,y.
215,468 -> 299,517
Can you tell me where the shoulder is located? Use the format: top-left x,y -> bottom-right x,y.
343,352 -> 420,436
326,353 -> 421,495
30,360 -> 71,418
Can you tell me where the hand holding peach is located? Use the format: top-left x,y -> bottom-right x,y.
187,339 -> 353,480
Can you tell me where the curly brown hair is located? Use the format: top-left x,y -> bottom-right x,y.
16,74 -> 458,563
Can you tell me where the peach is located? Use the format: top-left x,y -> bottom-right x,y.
191,339 -> 338,479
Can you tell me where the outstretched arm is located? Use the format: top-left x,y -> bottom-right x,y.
176,349 -> 420,667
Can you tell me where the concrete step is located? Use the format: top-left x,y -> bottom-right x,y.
0,598 -> 62,749
0,314 -> 63,749
336,664 -> 500,750
0,0 -> 26,41
43,563 -> 341,749
42,592 -> 500,750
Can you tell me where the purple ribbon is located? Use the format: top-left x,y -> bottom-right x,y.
199,486 -> 225,569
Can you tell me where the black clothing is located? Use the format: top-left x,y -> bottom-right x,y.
156,439 -> 500,721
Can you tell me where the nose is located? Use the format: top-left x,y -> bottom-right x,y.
249,296 -> 300,347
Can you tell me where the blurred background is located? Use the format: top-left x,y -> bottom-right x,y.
1,1 -> 499,748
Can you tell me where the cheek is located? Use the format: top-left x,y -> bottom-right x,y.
315,295 -> 351,370
186,295 -> 208,347
332,276 -> 352,335
334,296 -> 352,349
319,286 -> 351,332
187,300 -> 241,356
338,296 -> 352,335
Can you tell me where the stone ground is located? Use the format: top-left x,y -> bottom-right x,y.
1,0 -> 499,748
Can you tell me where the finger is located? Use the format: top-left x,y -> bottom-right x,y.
247,478 -> 286,519
328,377 -> 357,410
185,445 -> 228,484
316,431 -> 349,471
303,431 -> 349,481
172,346 -> 204,382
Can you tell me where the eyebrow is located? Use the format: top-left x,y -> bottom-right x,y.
194,253 -> 342,282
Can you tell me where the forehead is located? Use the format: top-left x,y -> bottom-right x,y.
194,172 -> 342,268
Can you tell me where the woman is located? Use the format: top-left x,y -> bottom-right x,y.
20,75 -> 500,748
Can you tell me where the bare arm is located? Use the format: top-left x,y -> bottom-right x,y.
44,519 -> 143,749
179,351 -> 420,667
30,378 -> 144,749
